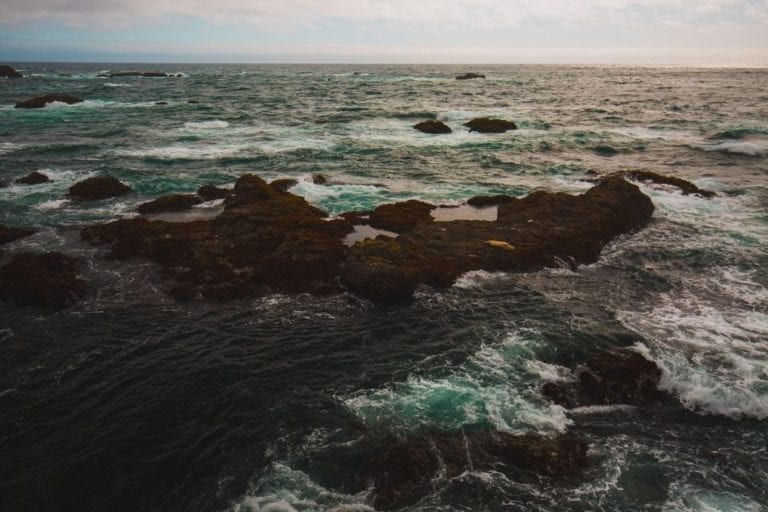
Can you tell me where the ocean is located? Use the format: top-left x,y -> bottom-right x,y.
0,63 -> 767,512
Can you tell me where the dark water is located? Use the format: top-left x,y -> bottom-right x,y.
0,64 -> 767,512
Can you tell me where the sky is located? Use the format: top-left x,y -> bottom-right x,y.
1,0 -> 767,64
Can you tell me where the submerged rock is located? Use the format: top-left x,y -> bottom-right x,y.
0,252 -> 88,309
312,174 -> 328,185
0,65 -> 23,78
414,120 -> 452,134
69,176 -> 132,201
0,225 -> 36,245
622,170 -> 716,198
269,178 -> 298,193
137,194 -> 203,214
197,184 -> 230,201
15,171 -> 50,185
593,145 -> 619,157
455,72 -> 486,80
366,432 -> 588,510
342,177 -> 654,303
542,350 -> 664,408
15,94 -> 83,109
464,117 -> 517,133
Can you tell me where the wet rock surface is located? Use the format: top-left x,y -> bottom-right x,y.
0,225 -> 37,245
466,194 -> 516,207
68,176 -> 132,201
15,95 -> 83,109
366,432 -> 588,510
368,199 -> 436,233
0,252 -> 88,309
197,184 -> 230,201
622,170 -> 716,198
0,65 -> 23,78
464,117 -> 517,133
414,120 -> 452,134
15,171 -> 50,185
137,194 -> 203,214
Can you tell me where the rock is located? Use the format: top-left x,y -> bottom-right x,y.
137,194 -> 203,214
455,73 -> 486,80
622,170 -> 716,198
68,176 -> 132,201
413,120 -> 452,134
341,177 -> 654,304
0,65 -> 23,78
82,174 -> 351,302
15,171 -> 51,185
368,199 -> 435,233
312,174 -> 327,185
464,118 -> 517,133
0,252 -> 87,309
542,350 -> 664,408
167,283 -> 199,302
15,95 -> 84,109
366,431 -> 588,510
0,225 -> 36,245
187,100 -> 199,104
269,179 -> 298,193
155,101 -> 168,106
467,194 -> 515,207
197,184 -> 230,201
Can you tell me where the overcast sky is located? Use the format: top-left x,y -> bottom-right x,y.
1,0 -> 767,64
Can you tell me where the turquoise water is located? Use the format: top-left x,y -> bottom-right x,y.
1,64 -> 767,512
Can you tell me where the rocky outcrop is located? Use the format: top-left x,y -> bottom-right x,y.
68,176 -> 132,201
15,95 -> 83,109
414,121 -> 452,134
0,225 -> 36,245
312,174 -> 328,185
82,174 -> 352,301
197,184 -> 230,201
464,118 -> 517,133
0,252 -> 88,309
0,65 -> 22,78
15,171 -> 50,185
622,171 -> 716,198
137,194 -> 202,214
466,194 -> 515,207
542,350 -> 664,408
366,432 -> 588,510
455,73 -> 485,80
269,179 -> 298,193
368,200 -> 435,233
342,177 -> 654,303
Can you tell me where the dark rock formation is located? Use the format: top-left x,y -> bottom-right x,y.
367,432 -> 588,510
542,350 -> 664,408
622,171 -> 716,198
414,121 -> 452,134
464,117 -> 517,133
15,95 -> 84,109
68,176 -> 132,201
368,200 -> 436,233
15,171 -> 50,185
197,184 -> 230,201
342,177 -> 654,303
269,179 -> 298,193
187,100 -> 200,104
0,252 -> 87,309
466,194 -> 516,207
312,174 -> 327,185
82,174 -> 352,301
0,65 -> 22,78
155,101 -> 168,106
0,225 -> 36,245
455,73 -> 486,80
137,194 -> 203,214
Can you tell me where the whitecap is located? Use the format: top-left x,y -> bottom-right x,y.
695,139 -> 768,156
103,82 -> 133,88
662,484 -> 765,512
182,120 -> 230,130
36,199 -> 71,211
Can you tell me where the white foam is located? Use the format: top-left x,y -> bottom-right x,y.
662,484 -> 765,512
36,199 -> 70,211
569,404 -> 638,415
182,120 -> 230,130
696,139 -> 768,156
103,82 -> 133,88
453,270 -> 510,289
0,142 -> 23,155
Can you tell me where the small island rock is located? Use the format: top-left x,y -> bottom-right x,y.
69,176 -> 132,201
15,95 -> 83,109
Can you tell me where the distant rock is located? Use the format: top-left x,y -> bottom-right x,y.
15,95 -> 83,109
0,225 -> 36,245
413,120 -> 452,134
0,252 -> 88,309
15,171 -> 50,185
455,72 -> 486,80
622,170 -> 716,198
0,65 -> 22,78
366,431 -> 588,510
137,194 -> 202,215
464,117 -> 517,133
269,179 -> 298,193
466,194 -> 515,207
68,176 -> 132,201
197,184 -> 230,201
